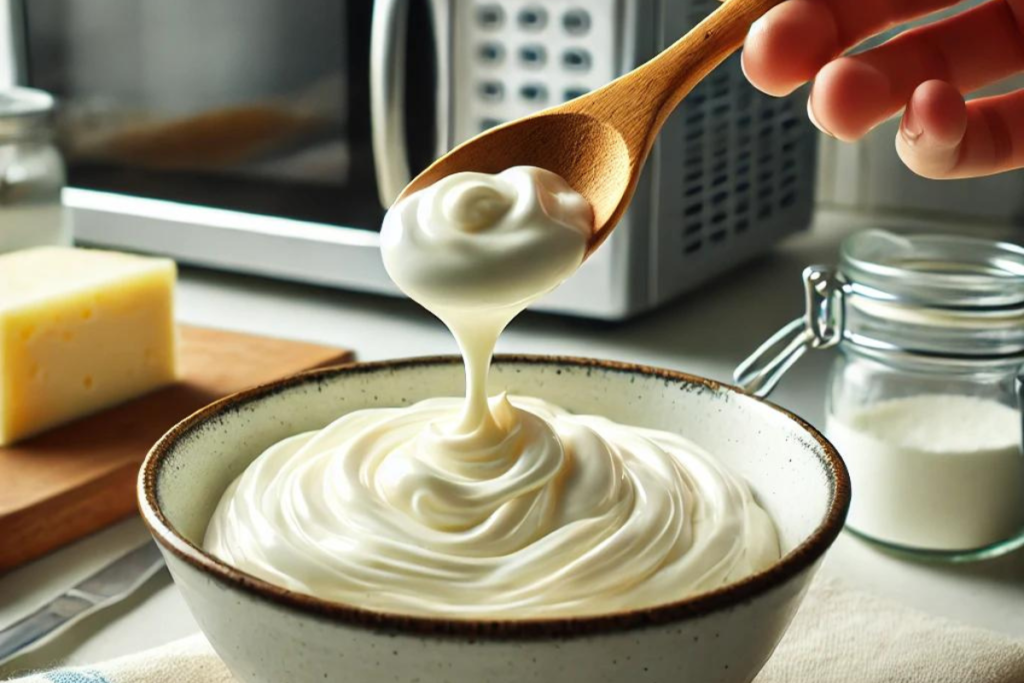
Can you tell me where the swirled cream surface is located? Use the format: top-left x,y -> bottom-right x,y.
204,166 -> 779,618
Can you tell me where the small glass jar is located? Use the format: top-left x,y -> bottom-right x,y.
736,230 -> 1024,561
1,87 -> 70,253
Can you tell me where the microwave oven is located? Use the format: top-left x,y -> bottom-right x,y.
8,0 -> 816,320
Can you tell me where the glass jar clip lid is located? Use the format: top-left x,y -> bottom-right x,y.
735,229 -> 1024,397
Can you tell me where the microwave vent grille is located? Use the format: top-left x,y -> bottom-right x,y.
675,63 -> 807,256
652,0 -> 816,301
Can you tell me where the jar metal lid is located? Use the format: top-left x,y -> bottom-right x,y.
0,87 -> 56,143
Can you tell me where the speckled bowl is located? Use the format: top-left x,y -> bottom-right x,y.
139,356 -> 849,683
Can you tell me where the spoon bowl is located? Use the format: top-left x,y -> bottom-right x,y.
400,113 -> 632,248
399,0 -> 784,254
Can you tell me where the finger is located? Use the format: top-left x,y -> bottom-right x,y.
894,80 -> 968,178
895,80 -> 1024,178
810,0 -> 1024,140
742,0 -> 962,96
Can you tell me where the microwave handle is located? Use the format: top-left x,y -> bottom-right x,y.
370,0 -> 412,208
370,0 -> 451,209
429,0 -> 453,169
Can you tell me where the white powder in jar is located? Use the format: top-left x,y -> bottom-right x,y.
826,394 -> 1024,551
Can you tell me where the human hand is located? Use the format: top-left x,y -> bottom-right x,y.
738,0 -> 1024,178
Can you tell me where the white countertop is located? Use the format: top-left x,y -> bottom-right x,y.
2,211 -> 1022,678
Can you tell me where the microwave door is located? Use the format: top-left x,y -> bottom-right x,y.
19,0 -> 399,229
12,0 -> 405,296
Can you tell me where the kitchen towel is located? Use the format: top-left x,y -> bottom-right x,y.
7,577 -> 1024,683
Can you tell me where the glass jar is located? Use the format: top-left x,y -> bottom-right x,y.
736,230 -> 1024,561
0,87 -> 69,253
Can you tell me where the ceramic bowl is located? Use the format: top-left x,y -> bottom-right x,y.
139,356 -> 849,683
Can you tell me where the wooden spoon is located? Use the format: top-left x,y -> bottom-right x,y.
397,0 -> 784,255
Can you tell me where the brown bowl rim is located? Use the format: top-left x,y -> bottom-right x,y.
139,354 -> 850,640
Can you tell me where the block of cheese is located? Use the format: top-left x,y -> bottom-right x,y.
0,247 -> 178,445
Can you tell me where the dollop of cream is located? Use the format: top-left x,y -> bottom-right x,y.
380,166 -> 591,313
204,165 -> 780,619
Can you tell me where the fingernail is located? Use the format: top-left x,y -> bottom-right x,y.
806,95 -> 834,138
900,100 -> 922,145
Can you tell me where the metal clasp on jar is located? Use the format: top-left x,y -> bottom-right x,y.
734,266 -> 845,397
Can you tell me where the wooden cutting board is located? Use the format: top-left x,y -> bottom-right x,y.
0,325 -> 353,571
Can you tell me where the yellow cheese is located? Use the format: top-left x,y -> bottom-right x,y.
0,247 -> 178,445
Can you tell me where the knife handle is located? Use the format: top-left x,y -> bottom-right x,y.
0,592 -> 96,663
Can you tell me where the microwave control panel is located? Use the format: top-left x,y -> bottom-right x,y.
451,0 -> 620,145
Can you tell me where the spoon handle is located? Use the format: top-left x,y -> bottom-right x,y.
662,0 -> 785,96
596,0 -> 785,153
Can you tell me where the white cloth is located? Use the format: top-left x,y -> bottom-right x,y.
758,579 -> 1024,683
7,578 -> 1024,683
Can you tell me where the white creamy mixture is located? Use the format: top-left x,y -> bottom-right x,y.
205,166 -> 779,618
827,394 -> 1024,551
